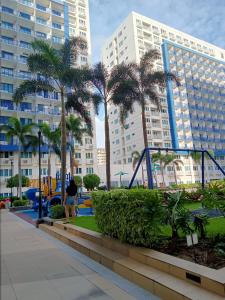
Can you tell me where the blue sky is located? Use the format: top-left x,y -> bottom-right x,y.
89,0 -> 225,147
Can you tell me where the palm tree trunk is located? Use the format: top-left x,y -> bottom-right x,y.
48,151 -> 51,196
70,149 -> 75,178
60,88 -> 67,203
141,164 -> 145,185
18,145 -> 22,200
141,102 -> 148,149
104,102 -> 111,190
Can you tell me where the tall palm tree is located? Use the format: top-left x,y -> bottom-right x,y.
39,123 -> 61,195
88,63 -> 129,190
131,151 -> 145,185
13,38 -> 93,201
111,50 -> 180,179
66,115 -> 92,177
0,117 -> 38,199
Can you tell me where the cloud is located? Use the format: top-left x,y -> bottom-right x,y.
95,117 -> 105,148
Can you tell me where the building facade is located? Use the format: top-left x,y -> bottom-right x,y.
101,12 -> 225,169
0,0 -> 97,197
97,148 -> 106,165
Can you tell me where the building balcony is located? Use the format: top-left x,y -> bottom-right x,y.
18,0 -> 34,7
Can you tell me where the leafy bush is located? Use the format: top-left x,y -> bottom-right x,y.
202,185 -> 225,217
83,174 -> 100,191
6,174 -> 30,188
13,200 -> 29,207
50,205 -> 65,219
193,214 -> 209,239
22,195 -> 28,200
74,176 -> 82,187
170,183 -> 200,189
182,189 -> 203,202
92,189 -> 164,247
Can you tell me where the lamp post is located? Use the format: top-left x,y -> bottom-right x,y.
10,159 -> 13,207
37,130 -> 43,226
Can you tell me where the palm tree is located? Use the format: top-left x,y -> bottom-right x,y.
13,38 -> 93,202
152,153 -> 183,187
88,63 -> 129,190
39,123 -> 61,195
66,115 -> 92,177
111,50 -> 180,179
131,151 -> 145,185
0,117 -> 38,199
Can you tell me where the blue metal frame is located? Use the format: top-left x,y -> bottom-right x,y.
128,147 -> 225,190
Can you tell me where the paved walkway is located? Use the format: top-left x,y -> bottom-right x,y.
1,210 -> 160,300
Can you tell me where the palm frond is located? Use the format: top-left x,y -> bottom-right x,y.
27,53 -> 57,77
140,49 -> 160,74
13,80 -> 54,104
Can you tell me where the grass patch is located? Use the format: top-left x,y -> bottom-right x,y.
69,216 -> 100,232
184,202 -> 202,211
206,217 -> 225,236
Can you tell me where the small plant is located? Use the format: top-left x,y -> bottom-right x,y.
214,242 -> 225,257
83,174 -> 100,191
193,214 -> 209,239
50,205 -> 65,219
74,176 -> 82,187
13,200 -> 29,207
165,191 -> 192,240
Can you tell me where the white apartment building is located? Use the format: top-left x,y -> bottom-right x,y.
101,12 -> 225,184
97,148 -> 106,165
0,0 -> 97,197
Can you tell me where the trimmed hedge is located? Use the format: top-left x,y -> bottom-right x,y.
50,205 -> 65,219
92,189 -> 164,247
13,200 -> 29,207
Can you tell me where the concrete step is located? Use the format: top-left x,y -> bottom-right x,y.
53,222 -> 225,297
40,224 -> 224,300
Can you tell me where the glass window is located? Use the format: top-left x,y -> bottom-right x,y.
52,9 -> 61,16
1,21 -> 13,29
2,6 -> 14,14
19,12 -> 31,20
1,67 -> 13,77
1,51 -> 13,60
0,100 -> 13,109
1,36 -> 14,45
19,41 -> 31,49
76,168 -> 82,174
19,55 -> 28,63
36,4 -> 46,11
18,71 -> 31,79
0,83 -> 13,93
52,23 -> 61,29
37,104 -> 44,111
86,167 -> 93,174
20,118 -> 32,125
20,26 -> 31,35
20,102 -> 32,111
52,36 -> 62,44
36,31 -> 46,38
75,153 -> 81,159
36,17 -> 46,25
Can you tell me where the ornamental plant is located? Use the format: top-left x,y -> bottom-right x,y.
92,189 -> 164,247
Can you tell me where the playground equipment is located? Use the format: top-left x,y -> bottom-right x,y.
129,147 -> 225,189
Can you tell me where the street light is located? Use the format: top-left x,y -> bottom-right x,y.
37,130 -> 43,226
10,159 -> 13,207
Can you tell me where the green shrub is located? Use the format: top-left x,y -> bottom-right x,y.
22,195 -> 28,200
13,200 -> 29,207
83,174 -> 100,190
92,189 -> 164,247
50,205 -> 65,219
74,176 -> 82,187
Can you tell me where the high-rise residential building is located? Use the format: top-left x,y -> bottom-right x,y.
97,148 -> 106,165
0,0 -> 97,197
101,12 -> 225,166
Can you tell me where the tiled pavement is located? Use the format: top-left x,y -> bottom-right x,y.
0,210 -> 160,300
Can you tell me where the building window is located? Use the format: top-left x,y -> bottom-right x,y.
76,168 -> 82,174
86,153 -> 93,159
20,26 -> 31,35
52,9 -> 61,16
19,12 -> 31,19
20,118 -> 32,125
36,17 -> 47,25
0,83 -> 13,93
22,169 -> 32,176
2,6 -> 14,14
20,102 -> 32,111
36,4 -> 46,11
18,71 -> 31,79
19,41 -> 31,49
52,36 -> 62,44
1,36 -> 14,45
36,31 -> 46,38
0,100 -> 13,110
0,169 -> 12,177
52,23 -> 61,29
1,21 -> 13,30
19,55 -> 28,63
21,152 -> 32,158
75,153 -> 81,159
86,167 -> 93,174
1,51 -> 13,60
1,67 -> 13,77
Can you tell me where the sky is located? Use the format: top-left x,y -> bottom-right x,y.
89,0 -> 225,148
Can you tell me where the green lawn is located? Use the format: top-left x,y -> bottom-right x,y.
184,202 -> 202,211
69,215 -> 225,238
69,216 -> 101,232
